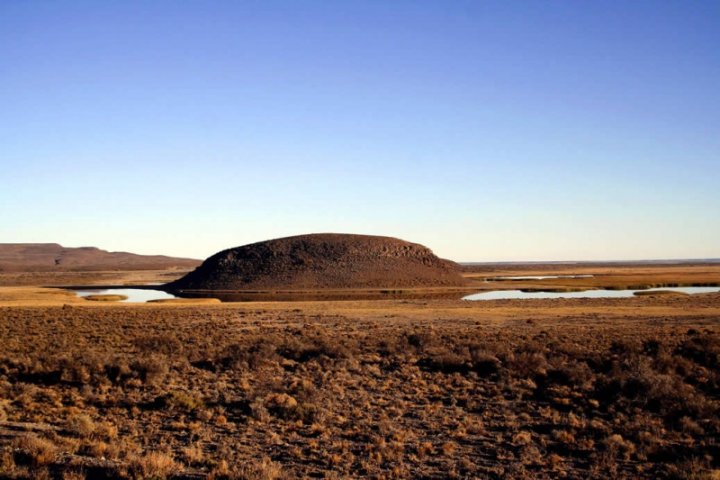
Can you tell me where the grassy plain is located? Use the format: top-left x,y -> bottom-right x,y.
0,264 -> 719,479
463,263 -> 720,291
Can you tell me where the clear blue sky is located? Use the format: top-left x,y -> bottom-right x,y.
1,1 -> 718,261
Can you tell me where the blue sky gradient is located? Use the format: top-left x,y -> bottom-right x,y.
1,1 -> 718,261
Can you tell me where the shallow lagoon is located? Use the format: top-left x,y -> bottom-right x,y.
74,288 -> 176,303
462,286 -> 720,301
72,285 -> 720,303
485,275 -> 594,281
72,288 -> 464,302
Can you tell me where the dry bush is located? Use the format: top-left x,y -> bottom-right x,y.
551,429 -> 576,445
159,390 -> 205,413
405,331 -> 437,352
79,439 -> 111,459
264,393 -> 298,420
95,421 -> 119,441
208,456 -> 282,480
132,334 -> 182,355
595,355 -> 715,422
104,359 -> 133,384
507,351 -> 548,379
66,413 -> 95,438
12,434 -> 59,467
419,350 -> 471,374
128,451 -> 178,479
130,356 -> 169,386
546,359 -> 594,389
278,335 -> 349,363
604,434 -> 636,460
62,471 -> 87,480
677,335 -> 720,370
181,444 -> 204,466
1,303 -> 719,478
664,457 -> 718,479
512,431 -> 533,446
419,341 -> 501,376
469,348 -> 502,377
0,446 -> 16,472
221,338 -> 279,370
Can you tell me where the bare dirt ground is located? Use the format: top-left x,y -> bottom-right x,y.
0,265 -> 719,479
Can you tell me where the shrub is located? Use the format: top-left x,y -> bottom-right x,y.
419,351 -> 471,374
405,332 -> 436,351
159,391 -> 205,413
677,335 -> 720,370
66,414 -> 96,438
0,447 -> 15,472
223,339 -> 278,370
13,435 -> 59,467
129,451 -> 178,479
508,351 -> 548,379
278,337 -> 348,363
264,393 -> 298,420
470,349 -> 501,377
604,434 -> 636,460
131,356 -> 169,385
133,335 -> 182,355
208,456 -> 282,480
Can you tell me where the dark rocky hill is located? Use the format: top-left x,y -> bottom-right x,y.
0,243 -> 200,271
166,234 -> 465,290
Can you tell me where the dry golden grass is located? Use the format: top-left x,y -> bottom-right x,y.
0,268 -> 195,287
0,287 -> 82,306
0,265 -> 719,478
463,263 -> 720,292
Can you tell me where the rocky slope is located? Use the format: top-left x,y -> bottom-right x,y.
166,234 -> 465,290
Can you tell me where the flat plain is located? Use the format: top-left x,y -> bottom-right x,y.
0,264 -> 719,479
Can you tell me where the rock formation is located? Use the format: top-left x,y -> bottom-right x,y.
166,234 -> 465,290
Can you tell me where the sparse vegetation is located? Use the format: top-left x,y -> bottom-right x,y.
0,266 -> 719,478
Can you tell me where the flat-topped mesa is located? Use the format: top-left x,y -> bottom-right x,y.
0,243 -> 200,271
165,233 -> 466,290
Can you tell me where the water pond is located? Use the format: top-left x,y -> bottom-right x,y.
462,286 -> 720,301
72,288 -> 464,303
72,286 -> 720,303
486,275 -> 594,281
74,288 -> 177,303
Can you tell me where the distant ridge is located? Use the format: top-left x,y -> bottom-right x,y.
0,243 -> 200,271
166,233 -> 466,290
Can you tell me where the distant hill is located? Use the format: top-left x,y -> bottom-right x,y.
0,243 -> 200,271
166,233 -> 466,290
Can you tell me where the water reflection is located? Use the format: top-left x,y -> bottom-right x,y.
73,288 -> 466,303
174,290 -> 466,302
485,275 -> 594,281
463,286 -> 719,301
71,285 -> 719,303
75,288 -> 177,302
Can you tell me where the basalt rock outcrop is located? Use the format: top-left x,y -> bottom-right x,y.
166,234 -> 465,290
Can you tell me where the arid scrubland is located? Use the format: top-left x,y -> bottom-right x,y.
0,292 -> 719,479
